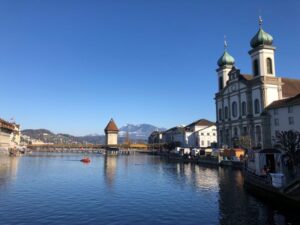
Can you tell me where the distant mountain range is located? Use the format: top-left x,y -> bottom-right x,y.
21,124 -> 165,145
119,124 -> 165,140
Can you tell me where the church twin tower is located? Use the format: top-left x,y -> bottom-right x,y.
217,17 -> 276,91
215,17 -> 286,148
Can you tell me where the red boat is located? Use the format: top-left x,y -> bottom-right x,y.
80,157 -> 91,163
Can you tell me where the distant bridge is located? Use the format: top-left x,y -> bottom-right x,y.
27,143 -> 149,153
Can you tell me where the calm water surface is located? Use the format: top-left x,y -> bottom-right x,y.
0,153 -> 299,225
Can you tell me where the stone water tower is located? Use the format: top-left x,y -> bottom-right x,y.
104,119 -> 119,146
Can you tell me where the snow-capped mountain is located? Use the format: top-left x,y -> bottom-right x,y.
119,124 -> 165,140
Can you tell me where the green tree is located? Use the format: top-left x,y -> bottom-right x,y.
236,135 -> 252,150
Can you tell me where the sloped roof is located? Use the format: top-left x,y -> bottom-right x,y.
266,93 -> 300,110
186,119 -> 215,128
0,118 -> 14,130
281,78 -> 300,98
238,75 -> 300,98
104,119 -> 119,132
240,74 -> 253,81
164,126 -> 185,133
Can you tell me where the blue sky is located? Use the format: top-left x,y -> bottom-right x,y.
1,0 -> 300,135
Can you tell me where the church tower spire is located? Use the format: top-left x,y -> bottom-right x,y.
249,16 -> 276,77
216,36 -> 235,90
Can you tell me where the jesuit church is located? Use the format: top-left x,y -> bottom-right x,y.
215,17 -> 300,149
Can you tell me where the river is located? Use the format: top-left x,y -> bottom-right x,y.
0,153 -> 299,225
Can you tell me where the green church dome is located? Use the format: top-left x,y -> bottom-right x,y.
250,17 -> 273,48
250,28 -> 273,48
217,51 -> 235,67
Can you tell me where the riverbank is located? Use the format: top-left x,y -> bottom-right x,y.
154,151 -> 243,169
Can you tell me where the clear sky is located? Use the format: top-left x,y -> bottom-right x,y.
1,0 -> 300,135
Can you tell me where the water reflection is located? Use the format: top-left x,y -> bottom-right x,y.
0,156 -> 20,187
169,162 -> 219,191
103,155 -> 117,188
217,168 -> 294,225
1,154 -> 299,225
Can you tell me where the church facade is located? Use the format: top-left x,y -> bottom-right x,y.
215,18 -> 300,149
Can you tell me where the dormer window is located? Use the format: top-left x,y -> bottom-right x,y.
253,59 -> 259,76
266,58 -> 273,74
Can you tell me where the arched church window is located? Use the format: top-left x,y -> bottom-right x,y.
254,99 -> 260,114
232,102 -> 238,117
266,58 -> 273,74
242,101 -> 247,116
253,59 -> 259,76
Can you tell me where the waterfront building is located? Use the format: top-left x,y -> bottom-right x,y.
185,119 -> 217,148
152,119 -> 217,148
0,118 -> 21,149
104,119 -> 119,146
215,18 -> 300,149
0,118 -> 15,148
148,131 -> 163,144
265,93 -> 300,145
161,126 -> 186,146
10,123 -> 21,147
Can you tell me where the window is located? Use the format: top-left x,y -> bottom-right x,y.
219,77 -> 223,90
207,133 -> 210,136
219,109 -> 222,121
234,127 -> 238,137
274,109 -> 278,115
201,140 -> 204,146
254,99 -> 260,114
289,117 -> 294,125
225,129 -> 229,144
201,133 -> 204,136
274,119 -> 279,126
288,106 -> 293,113
242,101 -> 247,116
243,127 -> 248,136
219,130 -> 223,143
266,58 -> 273,74
255,125 -> 262,143
213,133 -> 216,136
253,59 -> 259,76
225,106 -> 228,119
232,102 -> 238,117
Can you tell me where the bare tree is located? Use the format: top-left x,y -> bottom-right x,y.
275,130 -> 300,173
